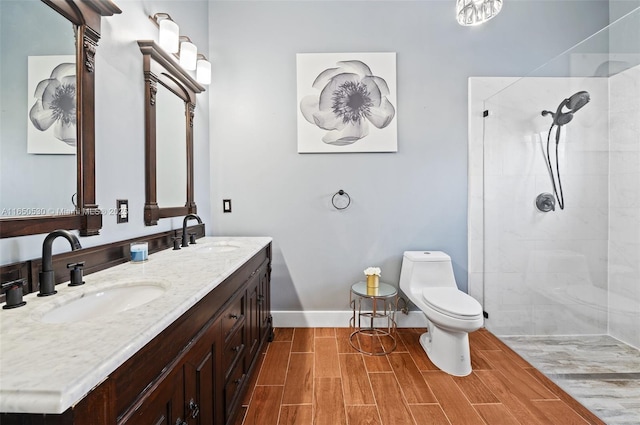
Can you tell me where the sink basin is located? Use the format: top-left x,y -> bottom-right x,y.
194,240 -> 243,253
37,281 -> 169,324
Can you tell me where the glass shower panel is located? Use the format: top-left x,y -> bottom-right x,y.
482,78 -> 609,336
481,7 -> 640,340
607,8 -> 640,348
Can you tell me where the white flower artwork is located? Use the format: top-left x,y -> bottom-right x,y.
27,55 -> 76,154
297,52 -> 397,153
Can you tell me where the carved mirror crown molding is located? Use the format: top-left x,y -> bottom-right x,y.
0,0 -> 121,239
137,40 -> 205,226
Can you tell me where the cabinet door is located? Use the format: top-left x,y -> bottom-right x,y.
184,317 -> 222,425
246,271 -> 260,360
258,262 -> 271,342
246,260 -> 271,361
119,365 -> 185,425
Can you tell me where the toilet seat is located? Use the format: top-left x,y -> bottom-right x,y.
422,287 -> 482,320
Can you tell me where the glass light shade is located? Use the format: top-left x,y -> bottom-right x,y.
179,41 -> 197,70
196,59 -> 211,85
158,19 -> 179,53
457,0 -> 502,26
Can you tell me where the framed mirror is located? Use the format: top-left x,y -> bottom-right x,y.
137,40 -> 204,226
0,0 -> 121,239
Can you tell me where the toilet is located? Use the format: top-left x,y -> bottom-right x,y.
399,250 -> 483,376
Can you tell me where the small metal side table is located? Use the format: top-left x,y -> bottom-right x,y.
349,281 -> 398,355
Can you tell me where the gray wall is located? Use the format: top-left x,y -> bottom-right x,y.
0,0 -> 211,264
0,0 -> 611,315
208,0 -> 610,312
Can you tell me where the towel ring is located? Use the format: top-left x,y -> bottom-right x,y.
332,190 -> 351,210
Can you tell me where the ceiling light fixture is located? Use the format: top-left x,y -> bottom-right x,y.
456,0 -> 503,26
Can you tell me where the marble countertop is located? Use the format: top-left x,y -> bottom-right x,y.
0,236 -> 272,414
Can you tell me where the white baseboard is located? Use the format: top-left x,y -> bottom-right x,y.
272,310 -> 428,328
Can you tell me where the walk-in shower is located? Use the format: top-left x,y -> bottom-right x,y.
468,6 -> 640,424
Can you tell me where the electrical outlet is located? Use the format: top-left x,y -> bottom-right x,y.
223,199 -> 232,213
117,199 -> 129,223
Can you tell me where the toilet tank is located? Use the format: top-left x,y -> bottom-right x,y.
399,251 -> 457,291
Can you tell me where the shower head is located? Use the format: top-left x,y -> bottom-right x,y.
567,90 -> 590,112
541,90 -> 591,127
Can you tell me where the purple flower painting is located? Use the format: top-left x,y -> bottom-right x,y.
297,53 -> 397,153
27,56 -> 76,154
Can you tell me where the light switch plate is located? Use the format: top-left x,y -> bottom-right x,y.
117,199 -> 129,223
223,199 -> 232,213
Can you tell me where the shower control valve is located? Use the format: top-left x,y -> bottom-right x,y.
536,193 -> 556,212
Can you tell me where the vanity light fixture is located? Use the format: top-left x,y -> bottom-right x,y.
150,13 -> 179,53
150,13 -> 208,77
179,36 -> 197,70
196,54 -> 211,85
456,0 -> 502,26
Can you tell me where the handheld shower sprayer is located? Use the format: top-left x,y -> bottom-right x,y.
540,91 -> 591,210
541,91 -> 590,128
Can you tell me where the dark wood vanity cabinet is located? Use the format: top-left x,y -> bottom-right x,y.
2,244 -> 272,425
118,246 -> 271,425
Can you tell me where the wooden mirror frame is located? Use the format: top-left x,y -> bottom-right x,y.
0,0 -> 121,239
138,40 -> 204,226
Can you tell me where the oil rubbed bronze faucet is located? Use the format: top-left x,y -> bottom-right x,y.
181,214 -> 202,247
38,230 -> 82,297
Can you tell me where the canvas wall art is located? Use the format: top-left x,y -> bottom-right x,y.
27,55 -> 76,154
297,52 -> 397,153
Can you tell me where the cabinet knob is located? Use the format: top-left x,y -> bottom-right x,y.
232,343 -> 244,353
188,398 -> 200,418
175,418 -> 187,425
229,313 -> 238,319
234,374 -> 246,385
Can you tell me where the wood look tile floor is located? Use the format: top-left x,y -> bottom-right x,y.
235,328 -> 605,425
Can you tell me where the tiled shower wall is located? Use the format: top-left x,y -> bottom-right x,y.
468,77 -> 611,336
608,64 -> 640,348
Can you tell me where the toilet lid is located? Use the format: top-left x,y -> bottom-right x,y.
422,287 -> 483,319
